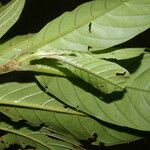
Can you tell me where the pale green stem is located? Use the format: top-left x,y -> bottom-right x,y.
18,64 -> 66,76
17,52 -> 67,76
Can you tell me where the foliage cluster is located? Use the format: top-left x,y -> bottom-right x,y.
0,0 -> 150,149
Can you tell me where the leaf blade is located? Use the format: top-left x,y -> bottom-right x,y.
36,54 -> 150,131
0,0 -> 25,38
29,0 -> 150,52
0,74 -> 141,146
52,53 -> 130,94
0,121 -> 83,150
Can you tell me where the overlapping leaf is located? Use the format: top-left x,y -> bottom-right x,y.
48,53 -> 130,94
0,75 -> 141,146
0,0 -> 25,38
0,0 -> 149,149
0,121 -> 84,150
36,54 -> 150,131
28,0 -> 150,52
1,0 -> 150,54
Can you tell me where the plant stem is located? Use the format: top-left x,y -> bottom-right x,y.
17,52 -> 69,76
18,64 -> 66,76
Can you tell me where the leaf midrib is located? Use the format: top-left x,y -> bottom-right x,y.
0,103 -> 86,116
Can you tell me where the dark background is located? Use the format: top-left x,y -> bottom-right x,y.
1,0 -> 150,150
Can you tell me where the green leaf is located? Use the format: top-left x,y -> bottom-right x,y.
28,0 -> 150,52
1,0 -> 150,75
0,121 -> 84,150
48,53 -> 130,94
0,44 -> 130,93
17,50 -> 130,94
0,33 -> 35,55
36,54 -> 150,131
93,48 -> 145,60
0,74 -> 141,146
0,0 -> 25,38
